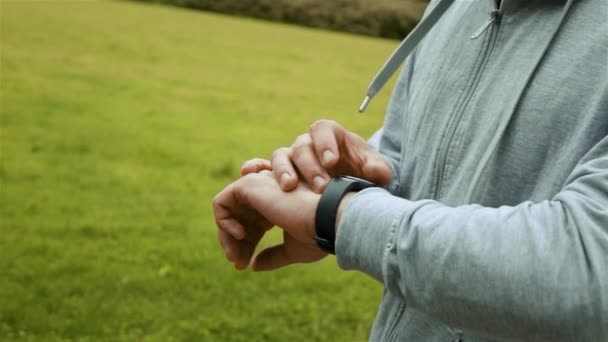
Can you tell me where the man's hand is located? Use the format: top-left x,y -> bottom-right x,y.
240,120 -> 392,193
213,170 -> 327,271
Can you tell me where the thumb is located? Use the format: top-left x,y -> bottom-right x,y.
251,244 -> 293,272
361,151 -> 393,186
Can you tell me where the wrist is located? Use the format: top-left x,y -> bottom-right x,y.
314,176 -> 377,254
335,191 -> 356,234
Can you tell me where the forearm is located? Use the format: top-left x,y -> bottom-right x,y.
334,142 -> 608,339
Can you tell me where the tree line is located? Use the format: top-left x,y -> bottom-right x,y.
131,0 -> 428,39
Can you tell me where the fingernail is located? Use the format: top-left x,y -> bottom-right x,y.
280,172 -> 291,185
322,149 -> 335,164
313,176 -> 326,191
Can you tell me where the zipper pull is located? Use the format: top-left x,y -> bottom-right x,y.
471,9 -> 500,39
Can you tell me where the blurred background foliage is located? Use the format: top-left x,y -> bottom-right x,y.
131,0 -> 429,39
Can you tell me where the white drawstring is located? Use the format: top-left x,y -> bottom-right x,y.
359,0 -> 456,112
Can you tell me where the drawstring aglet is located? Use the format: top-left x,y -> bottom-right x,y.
359,96 -> 371,113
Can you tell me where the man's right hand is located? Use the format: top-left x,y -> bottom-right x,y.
241,120 -> 393,193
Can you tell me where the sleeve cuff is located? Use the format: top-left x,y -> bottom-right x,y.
334,187 -> 409,282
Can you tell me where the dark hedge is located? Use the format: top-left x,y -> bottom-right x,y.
130,0 -> 428,39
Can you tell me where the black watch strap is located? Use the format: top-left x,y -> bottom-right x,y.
314,176 -> 377,254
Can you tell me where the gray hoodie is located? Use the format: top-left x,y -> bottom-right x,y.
335,0 -> 608,340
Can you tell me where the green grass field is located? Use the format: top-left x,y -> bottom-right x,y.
0,0 -> 398,340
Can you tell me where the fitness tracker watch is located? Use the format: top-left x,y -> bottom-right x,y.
314,176 -> 377,254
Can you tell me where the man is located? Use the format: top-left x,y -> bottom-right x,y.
213,0 -> 608,340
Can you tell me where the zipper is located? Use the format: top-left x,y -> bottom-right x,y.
432,3 -> 503,199
473,0 -> 502,39
384,304 -> 406,341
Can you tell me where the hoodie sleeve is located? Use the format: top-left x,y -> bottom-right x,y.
335,135 -> 608,340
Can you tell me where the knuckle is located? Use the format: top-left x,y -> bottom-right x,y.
345,131 -> 360,142
297,133 -> 310,140
240,159 -> 254,169
291,143 -> 310,157
247,158 -> 260,165
309,120 -> 322,131
240,158 -> 266,172
271,147 -> 292,161
309,119 -> 330,129
291,146 -> 309,160
310,119 -> 338,131
293,133 -> 311,147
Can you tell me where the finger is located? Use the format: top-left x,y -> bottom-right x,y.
212,187 -> 246,240
236,223 -> 269,270
218,229 -> 241,264
234,238 -> 255,271
219,226 -> 266,271
271,147 -> 298,191
361,152 -> 393,186
216,217 -> 246,240
212,177 -> 272,271
251,244 -> 293,272
240,158 -> 272,176
291,142 -> 330,193
309,120 -> 345,168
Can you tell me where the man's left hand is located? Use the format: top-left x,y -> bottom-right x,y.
213,170 -> 327,271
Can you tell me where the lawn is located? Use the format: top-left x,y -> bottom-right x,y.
0,0 -> 398,340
